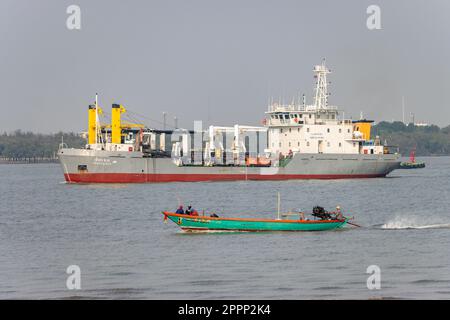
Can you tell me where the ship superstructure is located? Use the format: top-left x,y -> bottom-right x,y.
265,61 -> 384,156
58,61 -> 400,183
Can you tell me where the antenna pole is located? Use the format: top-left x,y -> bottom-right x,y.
402,96 -> 405,124
163,112 -> 167,130
95,93 -> 98,144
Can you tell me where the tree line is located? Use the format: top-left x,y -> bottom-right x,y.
372,122 -> 450,156
1,122 -> 449,159
0,130 -> 85,159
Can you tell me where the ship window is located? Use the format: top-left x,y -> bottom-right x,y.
280,128 -> 283,133
339,128 -> 342,133
307,128 -> 310,132
327,142 -> 330,147
327,128 -> 330,133
307,142 -> 310,147
297,128 -> 300,132
284,114 -> 289,119
298,142 -> 300,147
289,142 -> 291,147
348,129 -> 350,133
332,114 -> 335,119
339,142 -> 342,147
299,114 -> 303,118
309,114 -> 312,119
289,128 -> 291,133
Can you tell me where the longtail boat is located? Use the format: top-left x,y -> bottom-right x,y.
162,212 -> 348,232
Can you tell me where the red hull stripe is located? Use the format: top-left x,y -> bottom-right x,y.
64,173 -> 386,183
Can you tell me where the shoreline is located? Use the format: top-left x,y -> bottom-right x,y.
0,158 -> 58,164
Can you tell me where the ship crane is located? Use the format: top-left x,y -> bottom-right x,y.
87,95 -> 145,151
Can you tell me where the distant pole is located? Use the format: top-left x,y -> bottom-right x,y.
95,93 -> 99,144
163,112 -> 167,130
402,96 -> 405,124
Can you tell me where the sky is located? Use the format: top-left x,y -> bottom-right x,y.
1,0 -> 449,133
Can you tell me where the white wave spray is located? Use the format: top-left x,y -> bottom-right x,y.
381,216 -> 450,230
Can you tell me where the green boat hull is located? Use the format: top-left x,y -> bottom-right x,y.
163,212 -> 347,232
400,162 -> 425,169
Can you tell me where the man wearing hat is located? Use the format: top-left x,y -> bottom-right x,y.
335,206 -> 343,220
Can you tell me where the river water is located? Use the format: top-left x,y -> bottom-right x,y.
1,157 -> 449,299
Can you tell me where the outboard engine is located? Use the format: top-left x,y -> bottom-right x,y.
312,206 -> 332,220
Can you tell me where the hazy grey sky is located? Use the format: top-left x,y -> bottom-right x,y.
1,0 -> 449,132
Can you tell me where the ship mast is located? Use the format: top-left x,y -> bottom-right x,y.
313,59 -> 331,109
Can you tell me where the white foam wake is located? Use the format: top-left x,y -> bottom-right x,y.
381,216 -> 450,230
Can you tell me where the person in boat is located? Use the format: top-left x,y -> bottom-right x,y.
175,205 -> 184,214
210,212 -> 219,218
185,205 -> 199,216
298,211 -> 305,220
334,206 -> 343,220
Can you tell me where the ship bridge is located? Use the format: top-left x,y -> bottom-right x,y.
265,103 -> 341,127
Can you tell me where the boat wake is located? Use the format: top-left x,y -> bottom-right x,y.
380,217 -> 450,230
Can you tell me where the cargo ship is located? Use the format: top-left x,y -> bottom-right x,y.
58,61 -> 401,183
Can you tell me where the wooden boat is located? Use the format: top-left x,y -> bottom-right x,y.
162,211 -> 348,232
